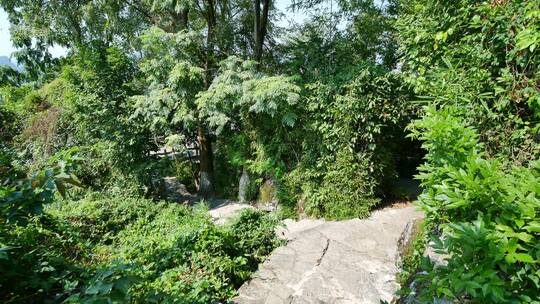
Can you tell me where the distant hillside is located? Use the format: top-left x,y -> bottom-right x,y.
0,56 -> 22,71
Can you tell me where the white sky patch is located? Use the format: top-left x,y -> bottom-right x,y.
0,8 -> 14,58
276,0 -> 308,27
275,0 -> 348,31
0,7 -> 67,58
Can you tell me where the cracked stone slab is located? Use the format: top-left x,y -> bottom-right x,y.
234,205 -> 423,304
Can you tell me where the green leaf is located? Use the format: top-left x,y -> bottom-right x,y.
525,222 -> 540,233
515,253 -> 535,263
515,28 -> 540,51
281,112 -> 297,127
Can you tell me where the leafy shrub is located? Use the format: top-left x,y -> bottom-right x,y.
397,0 -> 540,164
64,262 -> 142,304
283,65 -> 416,219
396,219 -> 428,287
49,194 -> 171,244
1,191 -> 282,303
0,98 -> 19,144
291,150 -> 380,220
1,160 -> 80,224
408,106 -> 540,302
0,215 -> 89,303
0,163 -> 85,303
119,207 -> 283,303
227,208 -> 283,264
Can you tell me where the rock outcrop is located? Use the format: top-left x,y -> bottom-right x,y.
234,206 -> 423,304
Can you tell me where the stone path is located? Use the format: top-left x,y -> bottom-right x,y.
208,201 -> 254,224
233,205 -> 423,304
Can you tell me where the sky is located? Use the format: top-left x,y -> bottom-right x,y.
0,1 -> 309,59
0,8 -> 13,57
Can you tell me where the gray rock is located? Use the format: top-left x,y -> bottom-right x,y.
208,201 -> 255,225
234,206 -> 424,304
425,241 -> 448,268
255,179 -> 279,211
398,234 -> 450,304
199,171 -> 213,197
239,167 -> 251,203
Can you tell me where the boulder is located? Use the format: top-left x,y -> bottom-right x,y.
256,179 -> 278,212
238,167 -> 251,203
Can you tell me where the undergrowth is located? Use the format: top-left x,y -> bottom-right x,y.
396,219 -> 428,288
1,192 -> 282,303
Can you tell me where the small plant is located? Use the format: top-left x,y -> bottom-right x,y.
64,262 -> 141,303
396,219 -> 427,287
1,159 -> 80,224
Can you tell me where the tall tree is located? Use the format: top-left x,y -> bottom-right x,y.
0,0 -> 147,79
199,0 -> 218,195
253,0 -> 271,63
130,0 -> 236,196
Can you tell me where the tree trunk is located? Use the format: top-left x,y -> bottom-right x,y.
253,0 -> 262,62
253,0 -> 270,63
174,8 -> 189,31
198,0 -> 217,197
198,125 -> 214,197
239,0 -> 271,201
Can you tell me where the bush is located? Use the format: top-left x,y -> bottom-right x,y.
409,106 -> 540,303
0,164 -> 87,303
1,190 -> 282,303
397,1 -> 540,301
291,150 -> 380,220
49,194 -> 170,244
283,66 -> 415,219
396,219 -> 427,287
0,215 -> 89,303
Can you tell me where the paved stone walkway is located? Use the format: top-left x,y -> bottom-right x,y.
233,206 -> 423,304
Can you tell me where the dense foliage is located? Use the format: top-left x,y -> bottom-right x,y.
398,0 -> 540,164
398,0 -> 540,302
1,181 -> 281,303
1,0 -> 413,218
284,66 -> 415,219
2,0 -> 538,301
